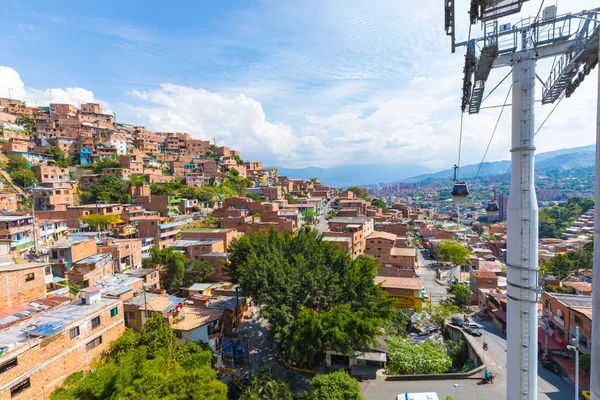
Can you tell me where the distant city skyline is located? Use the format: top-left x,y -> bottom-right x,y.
0,0 -> 597,169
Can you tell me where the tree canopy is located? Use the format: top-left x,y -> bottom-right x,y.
540,247 -> 593,279
227,227 -> 392,367
438,242 -> 471,265
299,370 -> 364,400
370,198 -> 387,213
50,314 -> 227,400
80,214 -> 121,230
347,186 -> 369,200
447,284 -> 472,309
142,246 -> 215,292
239,369 -> 292,400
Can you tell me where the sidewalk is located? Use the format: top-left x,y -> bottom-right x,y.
552,355 -> 590,390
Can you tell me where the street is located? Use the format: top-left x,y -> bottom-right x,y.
417,249 -> 448,304
315,198 -> 334,234
362,251 -> 573,400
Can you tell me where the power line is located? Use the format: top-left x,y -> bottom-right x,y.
480,100 -> 542,110
475,84 -> 512,180
504,93 -> 565,176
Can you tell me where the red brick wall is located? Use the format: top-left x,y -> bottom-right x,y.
0,266 -> 47,311
0,301 -> 124,400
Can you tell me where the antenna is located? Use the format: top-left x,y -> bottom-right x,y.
445,4 -> 600,399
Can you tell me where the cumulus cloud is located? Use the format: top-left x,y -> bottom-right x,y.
0,66 -> 108,110
127,84 -> 302,164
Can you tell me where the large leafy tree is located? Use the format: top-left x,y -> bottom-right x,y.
299,370 -> 364,400
438,242 -> 471,265
347,186 -> 369,200
228,227 -> 392,367
83,174 -> 130,203
50,314 -> 227,400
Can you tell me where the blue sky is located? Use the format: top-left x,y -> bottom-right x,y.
1,0 -> 598,170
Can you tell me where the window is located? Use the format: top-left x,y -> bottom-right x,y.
0,358 -> 18,374
70,327 -> 80,339
91,316 -> 101,329
86,336 -> 102,352
580,335 -> 588,349
150,272 -> 157,279
10,378 -> 30,397
575,315 -> 583,326
145,310 -> 154,318
110,307 -> 118,317
25,273 -> 34,282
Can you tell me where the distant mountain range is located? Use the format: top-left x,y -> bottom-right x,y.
272,144 -> 596,187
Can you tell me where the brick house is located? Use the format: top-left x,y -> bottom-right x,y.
0,262 -> 49,312
469,270 -> 499,304
65,253 -> 114,288
0,289 -> 124,400
374,276 -> 423,309
49,238 -> 98,276
180,228 -> 237,249
98,238 -> 143,272
542,293 -> 592,354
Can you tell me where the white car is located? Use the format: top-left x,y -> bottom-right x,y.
397,393 -> 439,400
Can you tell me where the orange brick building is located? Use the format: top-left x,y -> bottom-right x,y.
0,289 -> 124,400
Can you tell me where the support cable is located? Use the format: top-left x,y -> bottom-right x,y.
456,23 -> 473,179
481,70 -> 512,104
475,84 -> 513,180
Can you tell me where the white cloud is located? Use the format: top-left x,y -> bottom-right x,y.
0,66 -> 108,110
127,84 -> 303,164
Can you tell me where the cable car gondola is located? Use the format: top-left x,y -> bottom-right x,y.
486,188 -> 499,218
451,165 -> 469,204
486,200 -> 499,217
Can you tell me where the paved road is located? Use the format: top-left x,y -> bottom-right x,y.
362,313 -> 572,400
417,249 -> 447,304
315,198 -> 334,234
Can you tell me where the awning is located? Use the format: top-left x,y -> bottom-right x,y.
538,327 -> 565,350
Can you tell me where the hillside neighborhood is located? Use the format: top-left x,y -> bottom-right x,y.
0,96 -> 594,399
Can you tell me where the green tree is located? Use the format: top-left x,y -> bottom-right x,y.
383,308 -> 410,337
347,186 -> 369,200
80,214 -> 121,230
142,247 -> 215,291
420,302 -> 460,328
299,370 -> 364,400
15,114 -> 35,133
84,174 -> 130,204
239,369 -> 292,400
438,242 -> 471,265
51,314 -> 227,400
227,228 -> 392,367
448,284 -> 472,308
233,154 -> 244,165
386,337 -> 452,375
7,155 -> 30,172
179,186 -> 213,202
11,169 -> 37,187
44,146 -> 70,167
128,174 -> 147,187
18,196 -> 34,211
284,193 -> 297,204
370,198 -> 387,213
92,156 -> 120,173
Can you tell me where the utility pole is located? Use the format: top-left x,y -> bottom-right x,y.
444,4 -> 600,399
567,326 -> 580,400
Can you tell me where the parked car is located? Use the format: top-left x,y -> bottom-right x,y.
451,316 -> 465,327
541,358 -> 560,375
582,391 -> 590,400
464,323 -> 483,336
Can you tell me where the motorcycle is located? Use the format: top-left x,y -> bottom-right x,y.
478,372 -> 496,385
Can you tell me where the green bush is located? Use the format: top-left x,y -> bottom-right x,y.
386,337 -> 452,375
